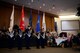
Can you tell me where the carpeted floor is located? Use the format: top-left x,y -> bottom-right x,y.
0,47 -> 80,53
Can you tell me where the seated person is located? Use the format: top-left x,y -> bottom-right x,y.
59,32 -> 67,37
67,33 -> 73,47
72,34 -> 78,48
51,34 -> 57,47
46,32 -> 52,47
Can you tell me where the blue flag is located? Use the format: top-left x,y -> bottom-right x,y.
36,12 -> 40,32
29,10 -> 32,26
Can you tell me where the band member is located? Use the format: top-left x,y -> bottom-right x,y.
24,26 -> 31,49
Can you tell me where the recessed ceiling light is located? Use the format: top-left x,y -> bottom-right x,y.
49,9 -> 51,11
52,7 -> 55,9
43,3 -> 45,6
31,0 -> 33,2
14,0 -> 17,1
28,3 -> 31,5
52,4 -> 55,9
60,10 -> 63,12
40,6 -> 41,8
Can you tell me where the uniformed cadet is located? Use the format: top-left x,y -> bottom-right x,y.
35,32 -> 40,49
0,31 -> 2,48
18,29 -> 23,50
2,30 -> 8,48
15,29 -> 23,50
7,30 -> 14,49
24,26 -> 31,49
40,32 -> 46,48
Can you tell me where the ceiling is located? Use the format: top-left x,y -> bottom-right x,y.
0,0 -> 80,16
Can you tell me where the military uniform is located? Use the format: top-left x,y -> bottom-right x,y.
7,31 -> 14,49
36,33 -> 40,49
40,32 -> 46,48
0,31 -> 2,48
24,28 -> 31,49
15,29 -> 23,50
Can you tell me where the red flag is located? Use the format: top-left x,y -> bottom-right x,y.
20,6 -> 25,31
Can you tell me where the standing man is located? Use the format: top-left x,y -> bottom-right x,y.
0,31 -> 3,48
7,30 -> 14,49
40,31 -> 46,48
15,29 -> 23,50
35,32 -> 40,49
18,29 -> 23,50
24,26 -> 31,49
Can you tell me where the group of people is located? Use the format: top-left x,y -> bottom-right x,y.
47,32 -> 80,48
0,25 -> 80,50
0,25 -> 48,50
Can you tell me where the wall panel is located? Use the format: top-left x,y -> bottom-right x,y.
0,1 -> 56,31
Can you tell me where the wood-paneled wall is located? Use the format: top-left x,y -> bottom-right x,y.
0,1 -> 58,31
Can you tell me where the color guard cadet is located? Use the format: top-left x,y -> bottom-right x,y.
17,29 -> 22,50
35,32 -> 40,49
7,30 -> 14,49
18,29 -> 23,50
24,26 -> 31,49
0,31 -> 4,48
40,32 -> 46,48
15,29 -> 22,50
2,30 -> 8,48
0,31 -> 2,48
